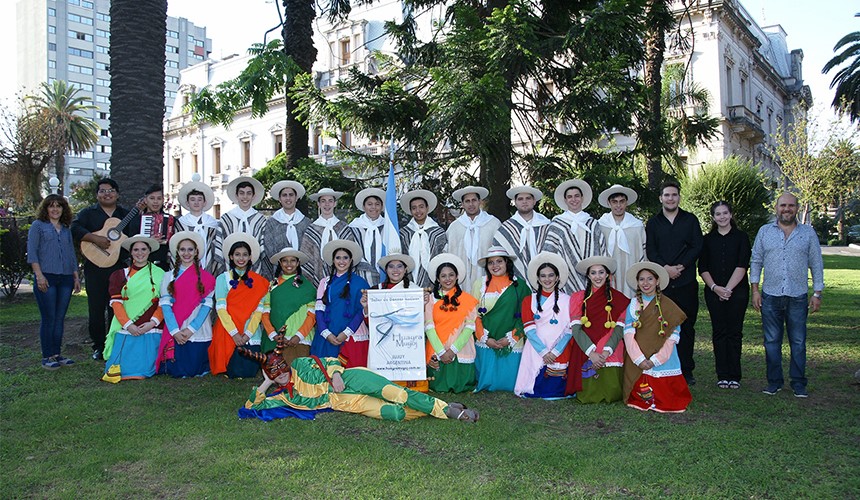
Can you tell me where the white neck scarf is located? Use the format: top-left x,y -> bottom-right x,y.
556,210 -> 592,233
272,209 -> 306,248
227,206 -> 258,233
511,211 -> 550,259
313,215 -> 341,259
597,212 -> 642,256
456,210 -> 493,265
350,214 -> 385,265
406,217 -> 440,281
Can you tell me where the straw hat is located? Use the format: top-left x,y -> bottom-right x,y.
322,239 -> 363,265
477,245 -> 517,268
309,187 -> 344,202
452,186 -> 489,202
226,176 -> 265,206
625,261 -> 670,292
427,253 -> 468,285
553,179 -> 593,212
222,232 -> 261,263
122,235 -> 160,252
168,230 -> 205,258
597,184 -> 638,208
399,189 -> 438,214
269,180 -> 306,201
177,173 -> 215,212
526,252 -> 569,290
268,247 -> 310,266
574,255 -> 617,276
355,187 -> 386,211
378,253 -> 416,273
505,185 -> 543,201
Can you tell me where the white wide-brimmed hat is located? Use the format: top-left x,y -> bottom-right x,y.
322,239 -> 363,265
554,179 -> 593,212
427,253 -> 468,285
309,187 -> 344,202
378,253 -> 416,273
399,189 -> 438,214
226,176 -> 265,206
354,187 -> 386,211
222,232 -> 261,263
506,185 -> 543,201
477,245 -> 517,268
527,252 -> 569,290
574,255 -> 617,276
268,247 -> 310,266
178,174 -> 215,212
452,185 -> 489,202
122,235 -> 160,252
625,261 -> 670,292
168,231 -> 205,258
597,184 -> 638,208
269,180 -> 306,201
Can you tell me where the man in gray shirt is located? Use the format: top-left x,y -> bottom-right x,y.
750,192 -> 824,398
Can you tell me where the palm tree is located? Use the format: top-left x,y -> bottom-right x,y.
26,80 -> 99,196
109,0 -> 167,203
823,25 -> 860,123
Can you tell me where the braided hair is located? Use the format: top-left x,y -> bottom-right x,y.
534,262 -> 561,314
168,239 -> 205,296
323,248 -> 354,305
228,241 -> 254,288
433,263 -> 463,308
581,264 -> 613,317
483,256 -> 517,288
633,268 -> 664,327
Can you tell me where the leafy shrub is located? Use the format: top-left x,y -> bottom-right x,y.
0,217 -> 31,299
681,156 -> 771,239
253,154 -> 357,216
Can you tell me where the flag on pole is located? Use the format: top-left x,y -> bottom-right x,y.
380,138 -> 401,280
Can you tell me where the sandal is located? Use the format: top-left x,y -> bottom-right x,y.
448,401 -> 467,411
456,408 -> 479,423
717,380 -> 730,389
728,381 -> 740,389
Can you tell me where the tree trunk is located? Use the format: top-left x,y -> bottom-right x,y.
108,0 -> 167,205
54,150 -> 65,196
282,0 -> 316,169
641,0 -> 673,191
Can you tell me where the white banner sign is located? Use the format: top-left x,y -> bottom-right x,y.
367,288 -> 426,381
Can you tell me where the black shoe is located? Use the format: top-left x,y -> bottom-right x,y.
684,374 -> 696,386
92,349 -> 104,361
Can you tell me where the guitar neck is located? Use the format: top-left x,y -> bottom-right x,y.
114,207 -> 140,232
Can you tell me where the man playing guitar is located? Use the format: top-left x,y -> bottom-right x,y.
71,178 -> 131,360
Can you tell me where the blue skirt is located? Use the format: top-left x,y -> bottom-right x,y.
521,366 -> 570,399
226,344 -> 261,379
310,333 -> 341,359
161,340 -> 211,378
104,331 -> 160,380
474,346 -> 521,393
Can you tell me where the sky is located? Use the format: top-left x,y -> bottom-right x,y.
0,0 -> 856,124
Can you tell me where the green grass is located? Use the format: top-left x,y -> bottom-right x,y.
1,256 -> 858,497
0,292 -> 89,325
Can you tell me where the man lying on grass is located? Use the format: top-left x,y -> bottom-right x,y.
239,340 -> 479,423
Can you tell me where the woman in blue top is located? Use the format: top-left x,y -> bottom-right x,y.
28,195 -> 81,370
311,239 -> 370,367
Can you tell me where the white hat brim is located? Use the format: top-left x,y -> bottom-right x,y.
505,186 -> 543,201
597,184 -> 638,208
526,252 -> 569,291
322,239 -> 364,265
625,261 -> 670,292
269,247 -> 310,265
399,189 -> 438,214
554,179 -> 593,212
452,186 -> 489,202
309,188 -> 344,202
178,181 -> 215,212
378,253 -> 416,273
427,253 -> 468,285
226,177 -> 265,207
222,232 -> 262,264
168,231 -> 205,258
122,235 -> 161,253
574,255 -> 617,276
355,188 -> 386,211
269,180 -> 306,201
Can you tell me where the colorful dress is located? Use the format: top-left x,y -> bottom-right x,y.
474,276 -> 529,392
567,286 -> 630,403
311,272 -> 370,367
622,294 -> 692,413
157,264 -> 216,377
241,356 -> 451,422
425,289 -> 479,393
209,270 -> 269,378
261,273 -> 316,367
514,291 -> 573,398
103,263 -> 166,380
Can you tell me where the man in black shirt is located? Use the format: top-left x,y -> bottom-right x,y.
645,181 -> 703,385
70,178 -> 130,360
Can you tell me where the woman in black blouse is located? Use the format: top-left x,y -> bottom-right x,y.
698,201 -> 751,390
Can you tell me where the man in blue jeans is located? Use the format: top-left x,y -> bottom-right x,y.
750,193 -> 824,398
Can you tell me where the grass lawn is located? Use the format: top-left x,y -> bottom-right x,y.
1,256 -> 858,497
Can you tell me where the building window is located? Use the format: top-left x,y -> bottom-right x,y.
68,64 -> 93,75
213,204 -> 221,218
313,128 -> 321,155
97,161 -> 110,170
188,34 -> 194,43
166,75 -> 180,84
100,129 -> 109,137
96,62 -> 109,71
167,30 -> 179,39
99,111 -> 108,120
70,30 -> 93,41
191,153 -> 198,174
68,13 -> 93,25
96,45 -> 108,54
68,47 -> 94,58
173,157 -> 181,182
274,133 -> 283,156
166,90 -> 177,99
242,140 -> 251,169
48,25 -> 56,34
96,12 -> 109,22
725,66 -> 733,106
48,7 -> 56,16
167,45 -> 179,54
96,29 -> 109,39
340,129 -> 351,148
48,60 -> 56,69
96,78 -> 109,87
99,145 -> 111,153
340,39 -> 351,65
73,81 -> 93,92
48,42 -> 56,51
76,150 -> 94,158
167,60 -> 179,69
95,95 -> 108,104
82,0 -> 95,8
212,146 -> 221,174
740,76 -> 747,107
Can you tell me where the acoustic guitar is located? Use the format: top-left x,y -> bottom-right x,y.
79,201 -> 142,268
